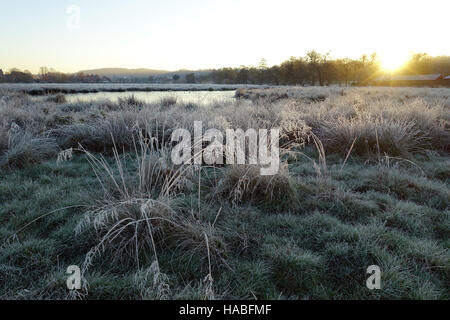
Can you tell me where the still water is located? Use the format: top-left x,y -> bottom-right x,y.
64,90 -> 236,105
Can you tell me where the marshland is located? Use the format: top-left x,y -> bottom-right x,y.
0,86 -> 448,299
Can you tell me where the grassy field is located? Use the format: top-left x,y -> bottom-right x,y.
0,87 -> 449,299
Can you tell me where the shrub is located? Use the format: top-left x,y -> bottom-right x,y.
159,95 -> 177,108
234,88 -> 249,99
317,117 -> 431,157
0,131 -> 58,169
53,112 -> 143,152
118,95 -> 144,108
212,163 -> 296,210
45,94 -> 67,104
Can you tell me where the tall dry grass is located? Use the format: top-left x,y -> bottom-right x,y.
0,124 -> 58,169
211,162 -> 296,209
74,129 -> 226,296
0,86 -> 448,167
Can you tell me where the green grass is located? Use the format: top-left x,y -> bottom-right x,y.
0,148 -> 448,299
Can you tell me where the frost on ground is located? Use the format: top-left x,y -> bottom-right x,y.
0,86 -> 448,300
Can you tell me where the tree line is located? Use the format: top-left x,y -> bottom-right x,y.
0,67 -> 108,83
1,52 -> 449,85
0,68 -> 34,83
207,51 -> 450,86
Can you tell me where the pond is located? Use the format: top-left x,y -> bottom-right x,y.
63,90 -> 237,105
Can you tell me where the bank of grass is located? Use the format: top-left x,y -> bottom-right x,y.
0,87 -> 449,299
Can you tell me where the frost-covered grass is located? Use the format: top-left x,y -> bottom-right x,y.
0,87 -> 448,299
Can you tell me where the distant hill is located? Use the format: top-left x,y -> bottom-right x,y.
77,68 -> 168,77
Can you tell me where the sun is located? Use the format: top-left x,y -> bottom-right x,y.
379,52 -> 409,71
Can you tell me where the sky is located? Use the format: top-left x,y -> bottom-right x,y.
0,0 -> 449,74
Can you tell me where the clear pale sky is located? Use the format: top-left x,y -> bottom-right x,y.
0,0 -> 449,73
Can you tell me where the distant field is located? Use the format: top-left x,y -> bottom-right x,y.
0,86 -> 448,299
0,83 -> 270,95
